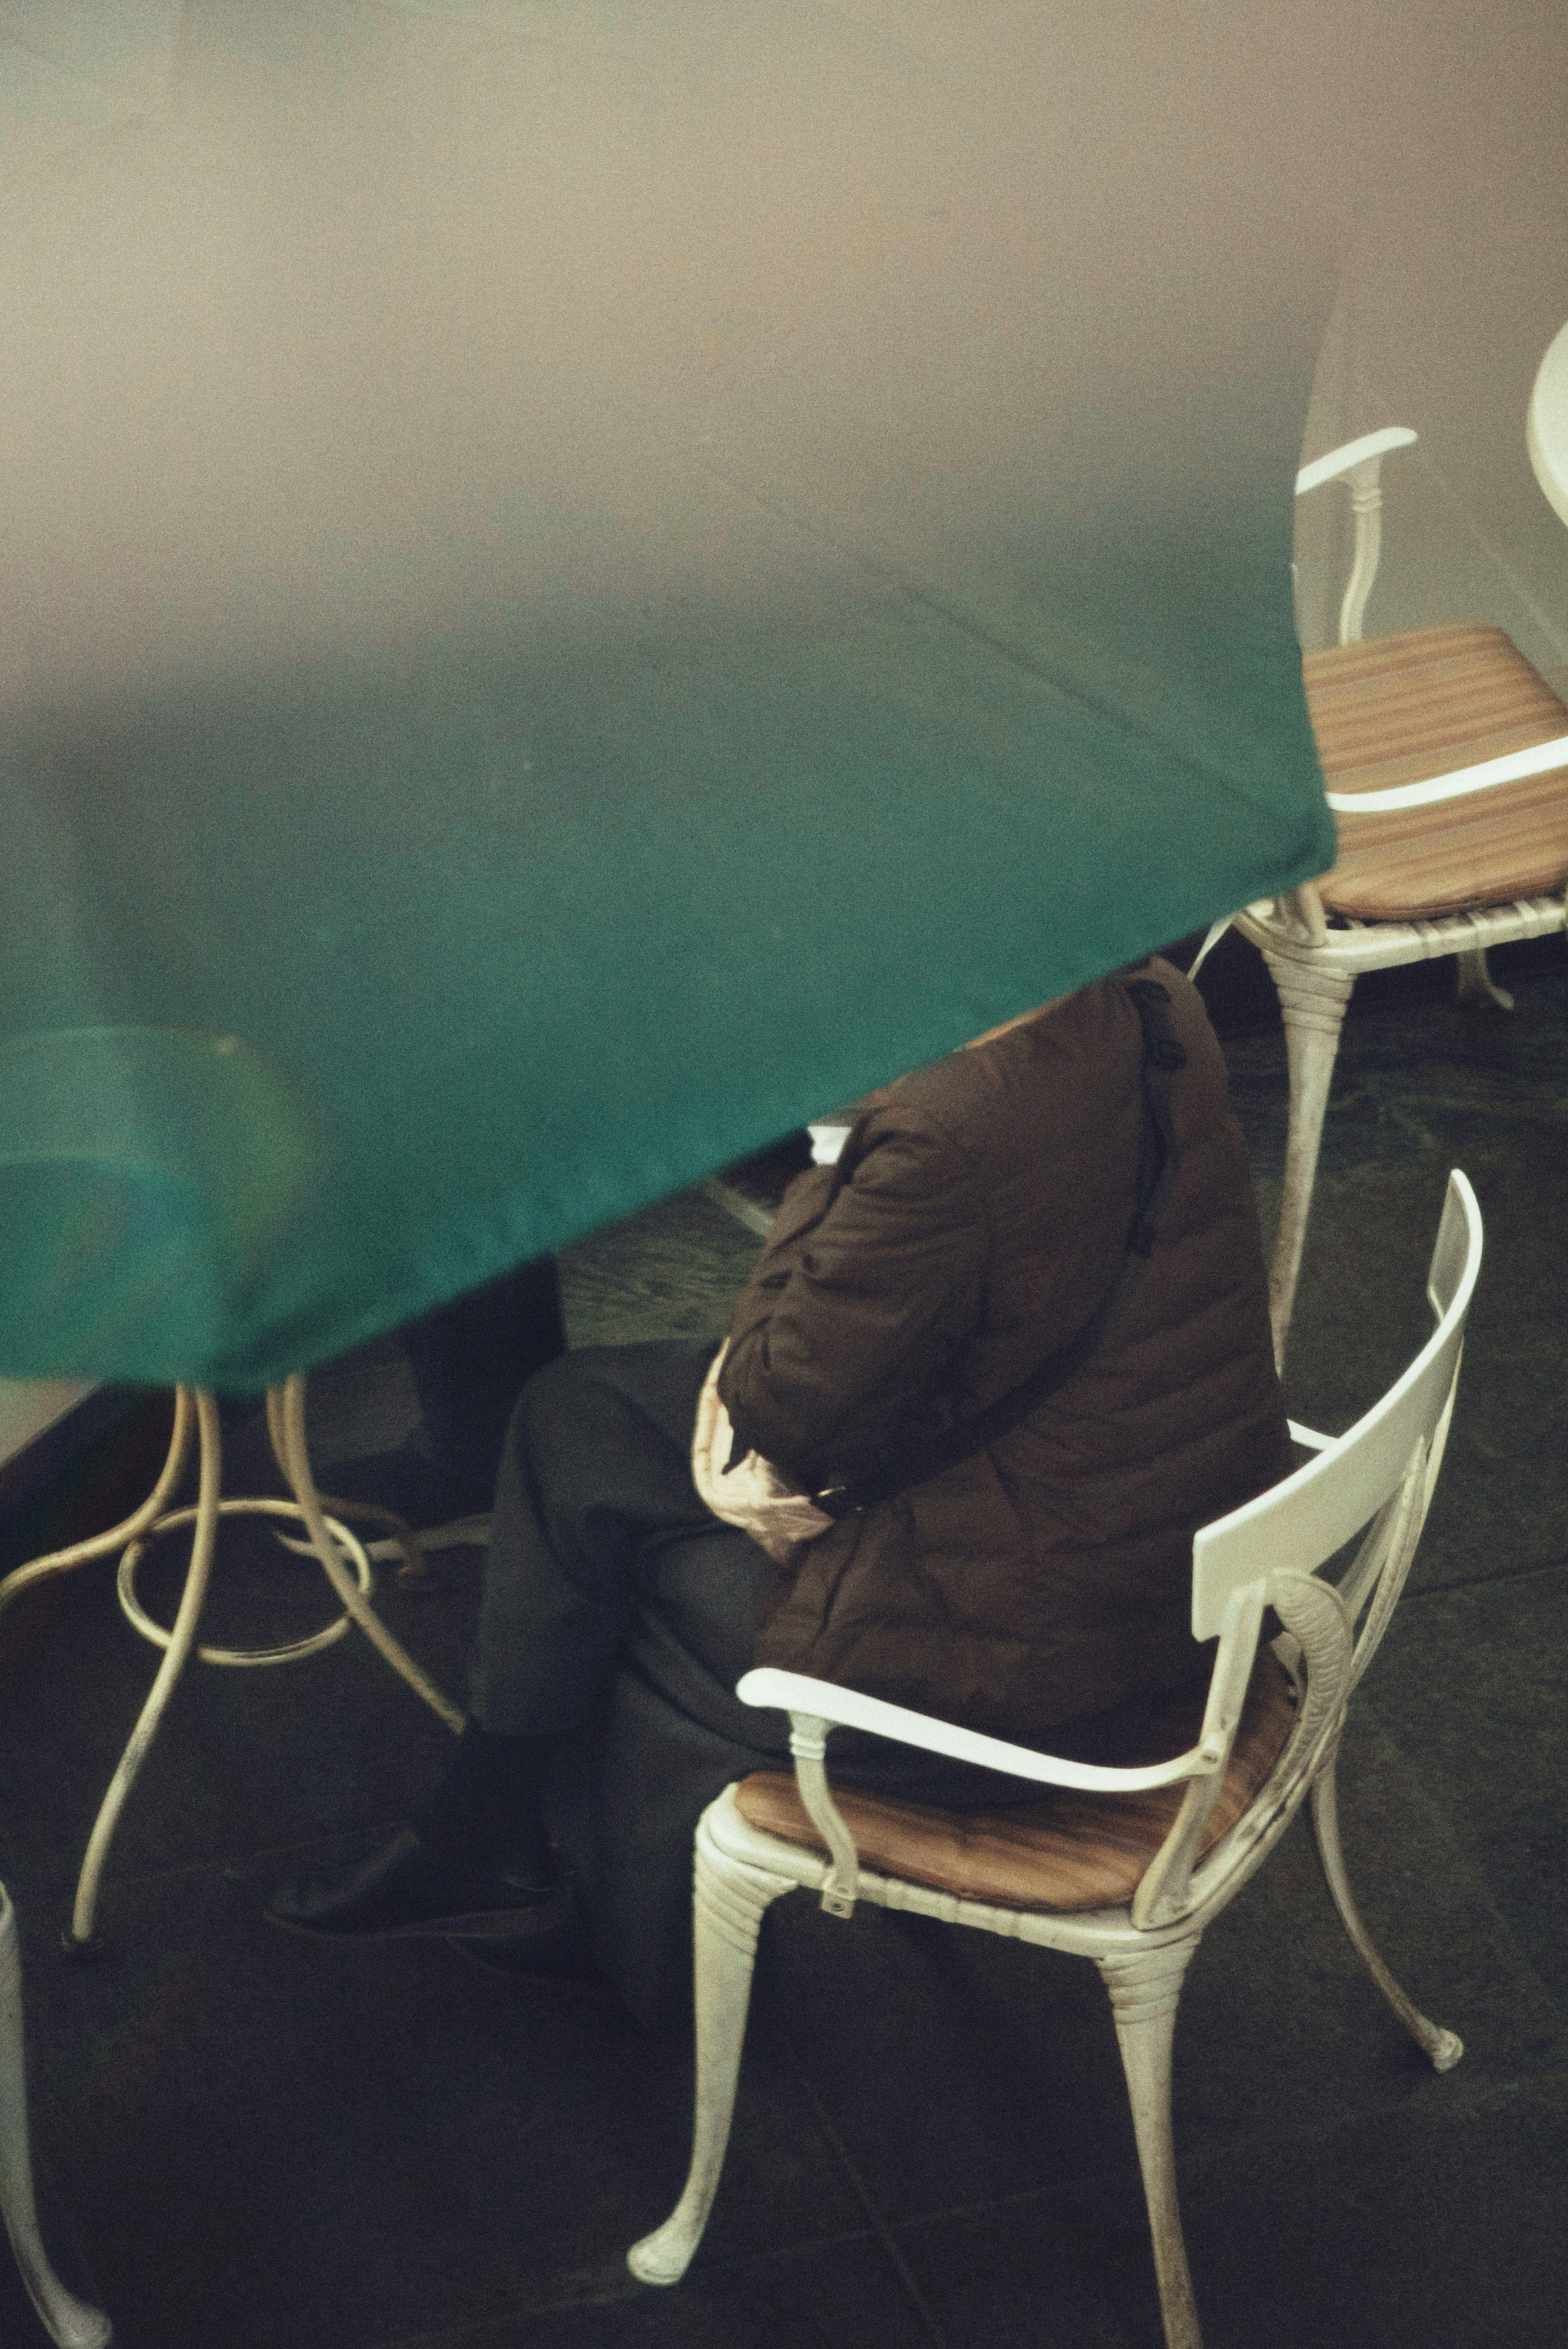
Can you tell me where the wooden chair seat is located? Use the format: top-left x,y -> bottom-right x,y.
735,1656 -> 1297,1913
1303,621 -> 1568,919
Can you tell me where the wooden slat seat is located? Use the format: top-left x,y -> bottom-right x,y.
1303,621 -> 1568,919
735,1657 -> 1296,1914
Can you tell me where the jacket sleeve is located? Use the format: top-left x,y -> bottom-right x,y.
717,1115 -> 987,1485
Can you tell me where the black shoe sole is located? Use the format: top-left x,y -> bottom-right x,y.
265,1881 -> 575,1944
450,1925 -> 610,2001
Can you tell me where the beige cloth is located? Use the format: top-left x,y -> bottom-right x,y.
691,1341 -> 835,1567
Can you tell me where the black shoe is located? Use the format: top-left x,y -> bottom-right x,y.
451,1897 -> 606,1997
266,1825 -> 572,1943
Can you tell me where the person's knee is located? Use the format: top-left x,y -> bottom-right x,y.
508,1347 -> 648,1472
507,1341 -> 715,1490
506,1350 -> 585,1457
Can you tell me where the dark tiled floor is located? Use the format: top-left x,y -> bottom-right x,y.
1,939 -> 1565,2348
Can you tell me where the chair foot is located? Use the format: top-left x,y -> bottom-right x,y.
1454,947 -> 1513,1011
1426,2027 -> 1464,2073
58,1931 -> 107,1966
626,2225 -> 700,2288
627,1811 -> 794,2288
1310,1760 -> 1462,2072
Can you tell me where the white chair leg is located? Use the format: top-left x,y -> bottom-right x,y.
1453,946 -> 1513,1011
1262,954 -> 1356,1371
627,1817 -> 795,2286
1099,1936 -> 1204,2349
0,1889 -> 114,2348
66,1396 -> 224,1956
1309,1755 -> 1462,2071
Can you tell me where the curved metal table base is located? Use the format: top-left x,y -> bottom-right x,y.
0,1378 -> 465,1956
0,1377 -> 471,2338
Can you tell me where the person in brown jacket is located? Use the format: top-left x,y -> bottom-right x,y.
270,958 -> 1290,1987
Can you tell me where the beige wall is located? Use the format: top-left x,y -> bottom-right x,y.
0,1381 -> 96,1471
1294,9 -> 1568,691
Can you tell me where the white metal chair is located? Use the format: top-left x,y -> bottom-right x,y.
1216,428 -> 1568,1365
628,1168 -> 1483,2349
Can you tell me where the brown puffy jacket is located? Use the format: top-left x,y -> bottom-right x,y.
717,959 -> 1290,1744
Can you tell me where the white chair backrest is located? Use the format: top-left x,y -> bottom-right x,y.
1191,1169 -> 1482,1642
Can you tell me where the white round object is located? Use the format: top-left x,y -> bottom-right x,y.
1527,317 -> 1568,528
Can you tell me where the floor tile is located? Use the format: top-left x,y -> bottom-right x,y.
399,2231 -> 934,2349
893,2070 -> 1568,2349
891,2187 -> 1177,2349
1172,2070 -> 1568,2349
13,1854 -> 869,2349
1223,965 -> 1568,1590
1360,1564 -> 1568,2008
560,1188 -> 761,1350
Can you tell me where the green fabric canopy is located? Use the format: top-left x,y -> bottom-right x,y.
0,0 -> 1404,1390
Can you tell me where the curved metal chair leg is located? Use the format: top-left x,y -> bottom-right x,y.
1262,954 -> 1356,1370
0,1888 -> 114,2347
1310,1756 -> 1462,2070
66,1394 -> 226,1955
627,1820 -> 794,2286
1099,1936 -> 1204,2349
1454,946 -> 1513,1011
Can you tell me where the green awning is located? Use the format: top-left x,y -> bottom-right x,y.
0,1 -> 1404,1390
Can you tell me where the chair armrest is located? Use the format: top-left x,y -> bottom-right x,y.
1294,426 -> 1418,497
735,1667 -> 1207,1793
1295,426 -> 1418,645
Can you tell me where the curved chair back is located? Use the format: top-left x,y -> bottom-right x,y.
1192,1167 -> 1481,1640
1129,1168 -> 1483,1931
1132,1168 -> 1481,1930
